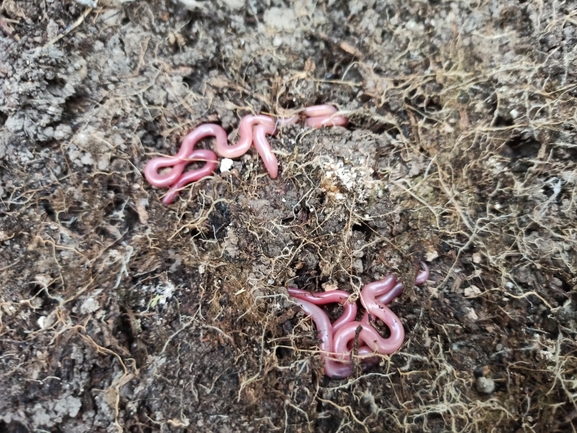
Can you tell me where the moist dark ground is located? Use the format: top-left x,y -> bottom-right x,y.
1,0 -> 577,432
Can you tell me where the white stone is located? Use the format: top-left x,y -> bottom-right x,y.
476,376 -> 495,394
220,158 -> 234,173
80,297 -> 100,314
465,307 -> 479,321
464,286 -> 482,298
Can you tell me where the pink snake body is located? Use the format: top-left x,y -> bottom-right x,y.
289,263 -> 430,378
144,105 -> 347,204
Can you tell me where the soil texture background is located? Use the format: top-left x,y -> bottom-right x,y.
1,0 -> 577,432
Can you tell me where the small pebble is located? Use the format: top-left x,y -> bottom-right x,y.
476,376 -> 495,394
220,158 -> 234,173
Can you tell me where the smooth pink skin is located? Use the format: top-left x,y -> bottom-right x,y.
145,105 -> 350,205
291,297 -> 332,355
288,281 -> 404,364
288,287 -> 391,378
415,262 -> 430,284
334,275 -> 405,358
360,274 -> 398,306
331,275 -> 404,362
303,105 -> 349,128
289,290 -> 367,378
306,115 -> 349,128
276,115 -> 299,127
144,106 -> 345,183
375,282 -> 402,306
145,115 -> 284,190
287,288 -> 357,333
303,105 -> 339,117
290,297 -> 353,378
287,288 -> 350,305
217,115 -> 274,158
225,114 -> 298,178
160,149 -> 217,205
369,262 -> 427,306
144,124 -> 226,188
332,300 -> 359,333
290,263 -> 431,378
332,321 -> 395,370
355,264 -> 429,357
253,122 -> 279,178
250,106 -> 348,177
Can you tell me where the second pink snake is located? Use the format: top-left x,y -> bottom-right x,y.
289,263 -> 430,378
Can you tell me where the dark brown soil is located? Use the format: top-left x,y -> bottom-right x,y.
1,1 -> 576,432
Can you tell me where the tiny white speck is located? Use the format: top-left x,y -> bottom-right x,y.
73,0 -> 97,7
220,158 -> 234,173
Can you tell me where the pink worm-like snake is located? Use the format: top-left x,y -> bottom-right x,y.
144,105 -> 347,204
289,263 -> 430,378
288,282 -> 397,377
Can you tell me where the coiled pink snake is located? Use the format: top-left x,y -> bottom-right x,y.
289,263 -> 430,378
144,105 -> 347,204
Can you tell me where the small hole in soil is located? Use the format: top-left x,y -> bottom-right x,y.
492,114 -> 514,127
65,95 -> 91,119
209,201 -> 231,239
352,222 -> 373,240
275,345 -> 292,360
115,307 -> 135,349
244,12 -> 257,27
277,99 -> 298,110
541,180 -> 562,200
106,179 -> 125,195
183,61 -> 220,90
353,107 -> 399,134
39,199 -> 56,221
0,420 -> 29,433
504,134 -> 541,159
366,122 -> 395,135
425,96 -> 443,113
34,283 -> 60,309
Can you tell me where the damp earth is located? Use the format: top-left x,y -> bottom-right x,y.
1,1 -> 577,432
